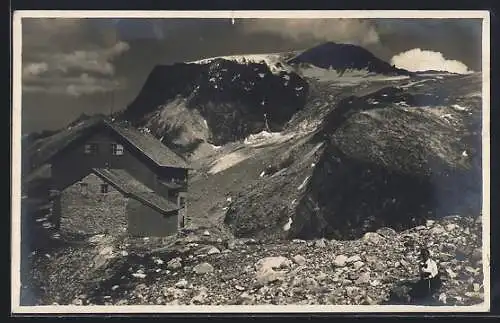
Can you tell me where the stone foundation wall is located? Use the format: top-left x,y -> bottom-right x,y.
59,173 -> 128,235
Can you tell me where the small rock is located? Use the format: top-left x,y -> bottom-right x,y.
364,295 -> 377,305
316,272 -> 328,282
203,230 -> 210,236
72,299 -> 83,306
111,285 -> 119,291
446,268 -> 457,279
426,220 -> 436,227
234,285 -> 246,291
167,299 -> 181,305
376,227 -> 397,237
445,223 -> 458,231
191,287 -> 209,304
227,240 -> 237,250
345,286 -> 360,298
292,239 -> 307,244
238,292 -> 255,305
362,232 -> 383,244
207,247 -> 221,255
348,272 -> 359,281
175,279 -> 188,289
334,255 -> 348,267
355,272 -> 370,285
346,255 -> 362,264
167,257 -> 182,270
99,246 -> 114,256
292,255 -> 307,266
429,225 -> 446,235
353,261 -> 364,270
255,256 -> 291,271
193,262 -> 214,274
314,239 -> 327,248
153,258 -> 164,265
132,272 -> 146,279
120,250 -> 129,257
342,279 -> 353,286
394,261 -> 400,268
465,266 -> 480,275
254,257 -> 290,285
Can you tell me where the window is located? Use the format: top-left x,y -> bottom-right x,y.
100,184 -> 109,194
80,182 -> 88,194
84,143 -> 98,154
111,143 -> 124,156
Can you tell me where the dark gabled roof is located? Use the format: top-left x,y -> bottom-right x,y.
93,168 -> 179,215
106,121 -> 189,169
27,116 -> 189,170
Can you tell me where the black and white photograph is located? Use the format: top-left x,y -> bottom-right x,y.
11,10 -> 490,313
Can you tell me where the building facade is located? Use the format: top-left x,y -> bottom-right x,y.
44,118 -> 189,237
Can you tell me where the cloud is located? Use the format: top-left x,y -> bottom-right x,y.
390,48 -> 472,74
23,72 -> 125,97
22,62 -> 49,78
22,18 -> 128,96
240,18 -> 380,46
45,41 -> 130,76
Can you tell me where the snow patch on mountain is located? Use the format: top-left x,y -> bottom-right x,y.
189,53 -> 294,75
208,151 -> 249,174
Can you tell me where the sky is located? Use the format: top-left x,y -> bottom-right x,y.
19,17 -> 483,133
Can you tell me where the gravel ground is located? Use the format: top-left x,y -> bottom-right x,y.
24,214 -> 484,307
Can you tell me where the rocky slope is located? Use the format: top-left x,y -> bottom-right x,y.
23,214 -> 483,306
225,73 -> 482,240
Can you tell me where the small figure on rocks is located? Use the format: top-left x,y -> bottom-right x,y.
387,247 -> 443,305
410,247 -> 442,301
418,248 -> 441,294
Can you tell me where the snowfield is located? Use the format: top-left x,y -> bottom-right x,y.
189,53 -> 295,75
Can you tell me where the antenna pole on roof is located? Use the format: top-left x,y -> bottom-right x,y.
111,90 -> 115,117
110,89 -> 115,121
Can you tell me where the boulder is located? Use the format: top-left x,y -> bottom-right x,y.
346,255 -> 362,264
292,255 -> 307,266
362,232 -> 383,244
167,257 -> 182,270
334,255 -> 348,267
193,262 -> 215,274
207,247 -> 221,255
254,256 -> 291,285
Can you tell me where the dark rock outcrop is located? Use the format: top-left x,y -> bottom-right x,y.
121,59 -> 309,148
288,41 -> 412,76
